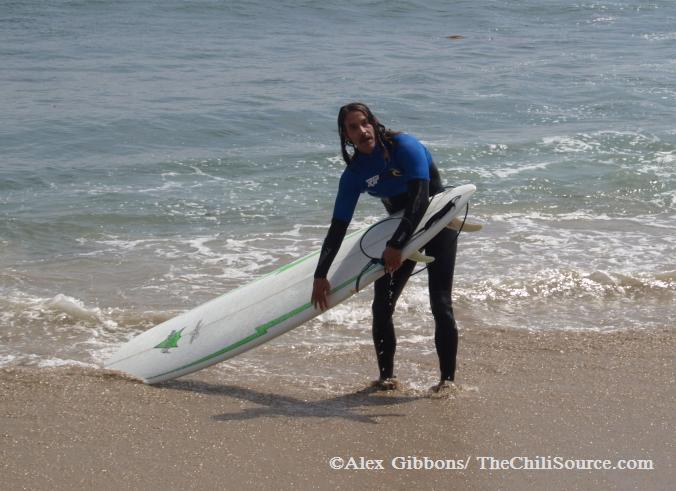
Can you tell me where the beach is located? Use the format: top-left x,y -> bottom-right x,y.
2,325 -> 673,490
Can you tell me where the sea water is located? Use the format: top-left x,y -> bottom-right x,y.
1,0 -> 674,384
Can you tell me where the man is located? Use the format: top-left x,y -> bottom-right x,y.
311,102 -> 460,392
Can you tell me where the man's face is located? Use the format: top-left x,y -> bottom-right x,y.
344,110 -> 376,154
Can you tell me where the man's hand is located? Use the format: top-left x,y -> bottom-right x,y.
383,246 -> 403,274
311,278 -> 331,311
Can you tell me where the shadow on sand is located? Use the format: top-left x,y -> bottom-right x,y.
161,379 -> 422,424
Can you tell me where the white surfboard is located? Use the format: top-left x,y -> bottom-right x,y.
104,184 -> 476,383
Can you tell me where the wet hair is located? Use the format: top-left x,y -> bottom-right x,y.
337,102 -> 400,165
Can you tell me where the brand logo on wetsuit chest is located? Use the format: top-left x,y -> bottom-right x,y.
366,175 -> 380,188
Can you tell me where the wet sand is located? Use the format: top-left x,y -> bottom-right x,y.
1,326 -> 674,490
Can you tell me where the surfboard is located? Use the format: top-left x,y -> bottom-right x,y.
104,184 -> 476,384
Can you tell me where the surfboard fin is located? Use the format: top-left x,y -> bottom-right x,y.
409,251 -> 435,263
447,217 -> 483,232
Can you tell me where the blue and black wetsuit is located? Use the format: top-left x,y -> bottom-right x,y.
314,133 -> 459,382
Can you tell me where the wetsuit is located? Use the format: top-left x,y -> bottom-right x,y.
314,133 -> 459,382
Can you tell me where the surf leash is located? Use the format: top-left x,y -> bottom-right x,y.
354,185 -> 475,289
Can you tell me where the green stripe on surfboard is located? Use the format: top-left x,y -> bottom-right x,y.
147,262 -> 380,382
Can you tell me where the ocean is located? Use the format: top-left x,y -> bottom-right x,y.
1,0 -> 674,387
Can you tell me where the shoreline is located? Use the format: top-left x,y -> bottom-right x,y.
1,326 -> 674,490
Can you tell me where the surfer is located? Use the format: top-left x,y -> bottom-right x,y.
311,102 -> 460,393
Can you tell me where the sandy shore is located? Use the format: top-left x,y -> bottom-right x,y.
1,326 -> 674,490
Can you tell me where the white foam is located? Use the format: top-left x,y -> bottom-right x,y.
187,236 -> 219,257
137,181 -> 182,193
490,210 -> 613,223
0,354 -> 18,367
317,302 -> 371,326
642,32 -> 676,42
492,161 -> 551,178
398,334 -> 433,345
44,294 -> 118,328
655,151 -> 675,165
591,16 -> 616,23
188,164 -> 226,182
456,267 -> 676,306
36,358 -> 99,369
96,237 -> 170,251
541,135 -> 596,153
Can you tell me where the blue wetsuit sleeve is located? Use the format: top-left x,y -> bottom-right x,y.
332,171 -> 361,223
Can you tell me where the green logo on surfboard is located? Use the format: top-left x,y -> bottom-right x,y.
154,319 -> 205,353
155,328 -> 185,353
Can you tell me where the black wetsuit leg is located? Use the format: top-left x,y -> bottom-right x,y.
424,226 -> 459,381
371,259 -> 417,379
